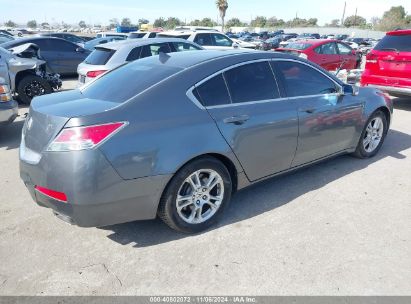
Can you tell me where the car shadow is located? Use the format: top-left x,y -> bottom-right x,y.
102,128 -> 411,248
0,120 -> 24,150
393,96 -> 411,111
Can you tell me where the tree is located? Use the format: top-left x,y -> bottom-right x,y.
27,20 -> 37,28
377,6 -> 409,31
5,20 -> 17,27
327,19 -> 340,27
165,17 -> 181,29
199,18 -> 217,27
216,0 -> 228,32
266,17 -> 285,28
307,18 -> 318,26
138,18 -> 149,26
78,20 -> 86,28
40,22 -> 50,29
153,17 -> 167,28
250,16 -> 267,28
109,18 -> 119,29
121,18 -> 132,27
226,18 -> 244,28
343,15 -> 367,27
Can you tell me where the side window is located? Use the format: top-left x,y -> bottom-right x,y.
172,42 -> 202,52
195,74 -> 231,107
140,43 -> 172,58
194,33 -> 212,46
274,61 -> 338,97
148,32 -> 157,38
212,34 -> 233,47
49,40 -> 77,52
126,47 -> 142,61
224,62 -> 279,103
315,43 -> 337,55
32,39 -> 50,51
337,43 -> 352,55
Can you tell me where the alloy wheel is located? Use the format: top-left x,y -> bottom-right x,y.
363,117 -> 384,153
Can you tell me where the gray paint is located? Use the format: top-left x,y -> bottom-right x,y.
20,50 -> 393,227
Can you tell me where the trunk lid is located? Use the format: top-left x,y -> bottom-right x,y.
22,90 -> 121,153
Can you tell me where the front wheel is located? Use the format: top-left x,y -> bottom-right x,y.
17,75 -> 53,105
353,110 -> 388,159
158,157 -> 232,233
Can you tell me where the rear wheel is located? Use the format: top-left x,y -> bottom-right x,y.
158,157 -> 232,233
353,110 -> 388,158
17,75 -> 53,105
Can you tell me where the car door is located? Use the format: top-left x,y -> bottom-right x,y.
48,39 -> 88,75
193,33 -> 214,49
210,33 -> 235,50
272,60 -> 364,167
194,60 -> 299,181
336,42 -> 357,69
313,42 -> 341,70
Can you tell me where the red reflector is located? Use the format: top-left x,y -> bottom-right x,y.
86,70 -> 107,78
35,186 -> 67,202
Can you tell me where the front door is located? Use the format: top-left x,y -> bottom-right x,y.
272,60 -> 364,167
194,61 -> 299,181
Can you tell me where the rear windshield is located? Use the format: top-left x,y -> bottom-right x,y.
286,42 -> 312,50
374,34 -> 411,52
157,34 -> 190,40
84,48 -> 115,65
129,33 -> 146,39
81,60 -> 182,103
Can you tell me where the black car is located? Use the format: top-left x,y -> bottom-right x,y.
257,37 -> 281,51
38,33 -> 86,45
0,30 -> 13,37
1,37 -> 90,75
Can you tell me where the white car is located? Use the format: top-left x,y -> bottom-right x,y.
128,31 -> 158,39
157,30 -> 243,50
96,32 -> 129,39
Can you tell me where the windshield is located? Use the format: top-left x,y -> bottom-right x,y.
81,60 -> 182,103
286,42 -> 312,50
374,34 -> 411,52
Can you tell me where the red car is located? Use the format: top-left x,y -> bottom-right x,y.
361,29 -> 411,96
276,39 -> 358,71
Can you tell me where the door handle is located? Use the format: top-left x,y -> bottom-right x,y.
223,115 -> 250,125
301,108 -> 316,114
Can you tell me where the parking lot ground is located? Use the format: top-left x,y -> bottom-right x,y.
0,85 -> 410,295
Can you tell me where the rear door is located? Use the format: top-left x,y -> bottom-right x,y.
194,60 -> 299,181
313,42 -> 341,70
193,33 -> 214,49
272,60 -> 364,166
336,42 -> 357,69
48,40 -> 86,74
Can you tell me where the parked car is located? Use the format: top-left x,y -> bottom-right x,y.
128,31 -> 158,39
96,32 -> 129,39
256,37 -> 281,51
20,50 -> 393,233
0,73 -> 18,126
276,39 -> 358,71
0,45 -> 61,104
83,36 -> 126,51
1,37 -> 91,75
7,28 -> 30,37
336,34 -> 349,41
37,33 -> 86,46
0,33 -> 14,44
157,30 -> 241,50
0,30 -> 13,36
361,29 -> 411,96
77,38 -> 203,84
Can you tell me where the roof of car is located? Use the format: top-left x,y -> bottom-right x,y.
0,36 -> 72,48
387,29 -> 411,36
288,39 -> 339,45
97,38 -> 199,50
159,30 -> 221,36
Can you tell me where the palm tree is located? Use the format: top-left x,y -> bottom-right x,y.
216,0 -> 228,32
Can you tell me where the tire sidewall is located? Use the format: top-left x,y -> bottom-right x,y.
17,75 -> 53,105
162,158 -> 232,233
356,111 -> 388,158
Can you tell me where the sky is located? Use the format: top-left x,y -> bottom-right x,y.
2,0 -> 411,26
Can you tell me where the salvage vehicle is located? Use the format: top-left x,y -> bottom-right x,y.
1,37 -> 91,75
361,29 -> 411,96
0,45 -> 61,104
37,33 -> 86,46
20,50 -> 393,233
77,38 -> 203,84
276,39 -> 358,71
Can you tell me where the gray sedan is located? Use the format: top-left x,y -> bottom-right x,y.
20,50 -> 393,233
77,38 -> 203,84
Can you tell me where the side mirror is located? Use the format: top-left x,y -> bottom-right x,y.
232,43 -> 239,49
342,84 -> 359,96
76,47 -> 85,53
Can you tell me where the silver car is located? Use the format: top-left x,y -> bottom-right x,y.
20,50 -> 393,233
77,38 -> 203,84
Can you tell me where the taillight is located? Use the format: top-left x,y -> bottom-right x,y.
366,53 -> 378,64
0,84 -> 12,102
47,122 -> 127,152
86,70 -> 107,78
35,186 -> 67,202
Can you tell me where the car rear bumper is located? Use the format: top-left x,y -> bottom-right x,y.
363,84 -> 411,96
19,147 -> 172,227
0,100 -> 18,126
361,73 -> 411,96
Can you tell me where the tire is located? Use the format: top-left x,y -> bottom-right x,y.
17,75 -> 53,105
158,157 -> 232,233
353,110 -> 388,159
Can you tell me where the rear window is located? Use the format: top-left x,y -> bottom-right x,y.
81,60 -> 182,103
129,33 -> 146,39
374,34 -> 411,52
84,48 -> 115,65
157,34 -> 190,40
286,42 -> 312,50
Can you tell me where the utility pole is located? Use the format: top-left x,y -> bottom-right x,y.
354,7 -> 358,27
341,1 -> 346,26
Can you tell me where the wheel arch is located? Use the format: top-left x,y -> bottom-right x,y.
14,70 -> 36,90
